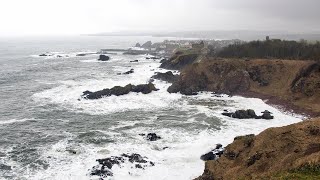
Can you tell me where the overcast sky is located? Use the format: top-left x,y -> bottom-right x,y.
0,0 -> 319,36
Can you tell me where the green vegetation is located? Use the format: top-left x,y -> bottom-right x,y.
217,39 -> 320,60
272,164 -> 320,180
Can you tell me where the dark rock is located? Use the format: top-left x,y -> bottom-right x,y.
130,60 -> 139,63
160,58 -> 167,63
181,88 -> 198,96
96,156 -> 124,169
146,133 -> 161,141
138,133 -> 146,136
200,144 -> 224,161
123,69 -> 134,75
167,82 -> 181,93
82,83 -> 157,100
151,71 -> 178,83
261,113 -> 274,119
160,54 -> 199,70
200,152 -> 217,161
91,168 -> 113,177
0,164 -> 12,170
39,54 -> 48,56
76,53 -> 87,56
57,55 -> 63,58
131,83 -> 158,94
122,153 -> 147,163
162,147 -> 169,150
222,112 -> 233,117
90,153 -> 154,178
223,109 -> 274,119
98,55 -> 110,61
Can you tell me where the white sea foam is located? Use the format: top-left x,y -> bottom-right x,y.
0,118 -> 40,125
33,57 -> 181,115
27,91 -> 303,180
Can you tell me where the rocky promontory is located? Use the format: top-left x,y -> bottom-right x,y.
195,118 -> 320,180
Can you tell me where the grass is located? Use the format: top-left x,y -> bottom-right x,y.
272,164 -> 320,180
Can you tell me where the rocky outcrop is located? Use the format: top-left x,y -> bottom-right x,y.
141,41 -> 152,49
291,62 -> 320,97
135,43 -> 141,47
160,52 -> 199,70
98,55 -> 110,61
222,109 -> 274,119
123,69 -> 134,75
200,144 -> 224,161
139,133 -> 162,141
82,83 -> 158,99
195,118 -> 320,180
167,58 -> 320,115
151,71 -> 178,83
90,153 -> 154,178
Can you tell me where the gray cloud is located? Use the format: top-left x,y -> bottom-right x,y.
0,0 -> 319,36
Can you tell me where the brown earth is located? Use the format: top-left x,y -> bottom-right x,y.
195,118 -> 320,180
168,58 -> 320,116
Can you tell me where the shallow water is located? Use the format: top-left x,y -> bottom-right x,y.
0,35 -> 303,180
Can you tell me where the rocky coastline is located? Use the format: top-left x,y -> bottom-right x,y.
79,39 -> 320,179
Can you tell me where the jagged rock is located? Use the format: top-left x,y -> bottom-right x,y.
146,133 -> 161,141
135,43 -> 141,47
200,144 -> 224,161
222,109 -> 273,119
160,58 -> 167,63
160,53 -> 199,70
123,69 -> 134,74
90,153 -> 154,178
98,55 -> 110,61
151,71 -> 178,83
141,41 -> 152,49
82,83 -> 157,99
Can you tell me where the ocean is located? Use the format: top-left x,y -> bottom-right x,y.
0,35 -> 302,180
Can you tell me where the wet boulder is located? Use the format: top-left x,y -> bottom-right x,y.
222,109 -> 273,120
90,153 -> 154,178
98,55 -> 110,61
146,133 -> 161,141
123,69 -> 134,74
151,71 -> 178,83
200,144 -> 224,161
82,83 -> 158,99
131,83 -> 158,94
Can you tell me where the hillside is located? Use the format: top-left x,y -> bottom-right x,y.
165,57 -> 320,116
195,118 -> 320,180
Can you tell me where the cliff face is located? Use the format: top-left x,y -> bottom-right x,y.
167,58 -> 320,115
195,118 -> 320,180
